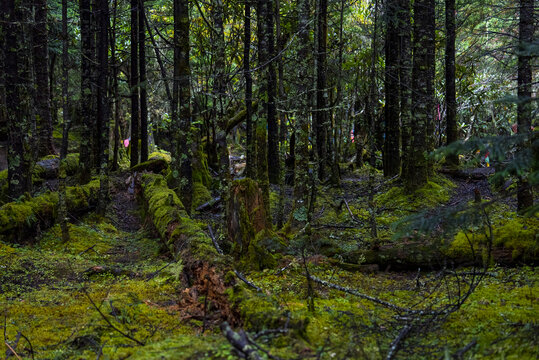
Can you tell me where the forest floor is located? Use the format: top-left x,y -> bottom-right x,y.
0,162 -> 537,359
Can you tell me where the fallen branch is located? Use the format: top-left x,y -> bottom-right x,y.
452,339 -> 477,359
234,270 -> 262,292
386,324 -> 412,360
220,322 -> 262,360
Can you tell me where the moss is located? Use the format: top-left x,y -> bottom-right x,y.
448,214 -> 538,262
191,147 -> 212,188
0,179 -> 100,242
191,182 -> 212,211
139,173 -> 220,265
149,149 -> 172,163
131,158 -> 169,174
241,229 -> 287,270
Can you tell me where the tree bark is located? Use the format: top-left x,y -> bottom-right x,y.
398,0 -> 412,181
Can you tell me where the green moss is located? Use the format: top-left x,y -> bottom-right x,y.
191,148 -> 212,188
149,149 -> 172,163
448,214 -> 538,261
0,179 -> 100,242
131,158 -> 169,174
191,182 -> 212,210
139,173 -> 219,264
241,229 -> 287,270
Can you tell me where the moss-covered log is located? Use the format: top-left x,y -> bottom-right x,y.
137,173 -> 238,325
0,179 -> 100,242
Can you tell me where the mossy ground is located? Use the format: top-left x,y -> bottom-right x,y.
0,216 -> 228,359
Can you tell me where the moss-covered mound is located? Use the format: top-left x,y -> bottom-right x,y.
447,213 -> 539,264
0,179 -> 100,242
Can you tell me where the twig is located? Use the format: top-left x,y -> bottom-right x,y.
145,262 -> 174,281
234,270 -> 262,292
343,198 -> 361,224
4,341 -> 22,360
82,288 -> 145,346
311,276 -> 445,316
207,225 -> 223,255
386,324 -> 412,360
220,322 -> 262,360
452,339 -> 477,359
18,332 -> 34,360
78,244 -> 98,256
252,328 -> 288,340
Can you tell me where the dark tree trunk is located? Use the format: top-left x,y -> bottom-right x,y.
398,0 -> 412,181
256,0 -> 271,220
315,0 -> 328,181
79,0 -> 94,183
292,0 -> 311,226
90,0 -> 99,169
266,0 -> 280,185
171,0 -> 192,212
405,0 -> 435,190
244,0 -> 255,179
445,0 -> 458,167
139,0 -> 148,162
33,0 -> 56,157
111,0 -> 120,171
59,0 -> 71,242
212,0 -> 231,203
4,0 -> 32,198
383,0 -> 401,177
130,0 -> 139,167
517,0 -> 534,211
96,0 -> 109,214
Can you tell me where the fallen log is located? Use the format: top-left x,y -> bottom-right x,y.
0,179 -> 100,242
136,173 -> 239,325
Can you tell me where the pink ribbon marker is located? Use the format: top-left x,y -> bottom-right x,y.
123,138 -> 130,148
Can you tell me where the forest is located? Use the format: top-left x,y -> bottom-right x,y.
0,0 -> 537,358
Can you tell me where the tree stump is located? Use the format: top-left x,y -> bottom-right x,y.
227,178 -> 281,269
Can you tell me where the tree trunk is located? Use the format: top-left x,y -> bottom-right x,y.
59,0 -> 71,243
79,0 -> 95,183
139,0 -> 148,162
315,0 -> 328,181
398,0 -> 412,181
266,0 -> 280,185
171,0 -> 192,212
244,1 -> 255,178
130,0 -> 139,167
4,0 -> 33,199
383,0 -> 401,177
517,0 -> 534,211
445,0 -> 458,167
256,0 -> 271,222
292,0 -> 311,226
33,0 -> 56,157
405,0 -> 435,191
96,0 -> 109,215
